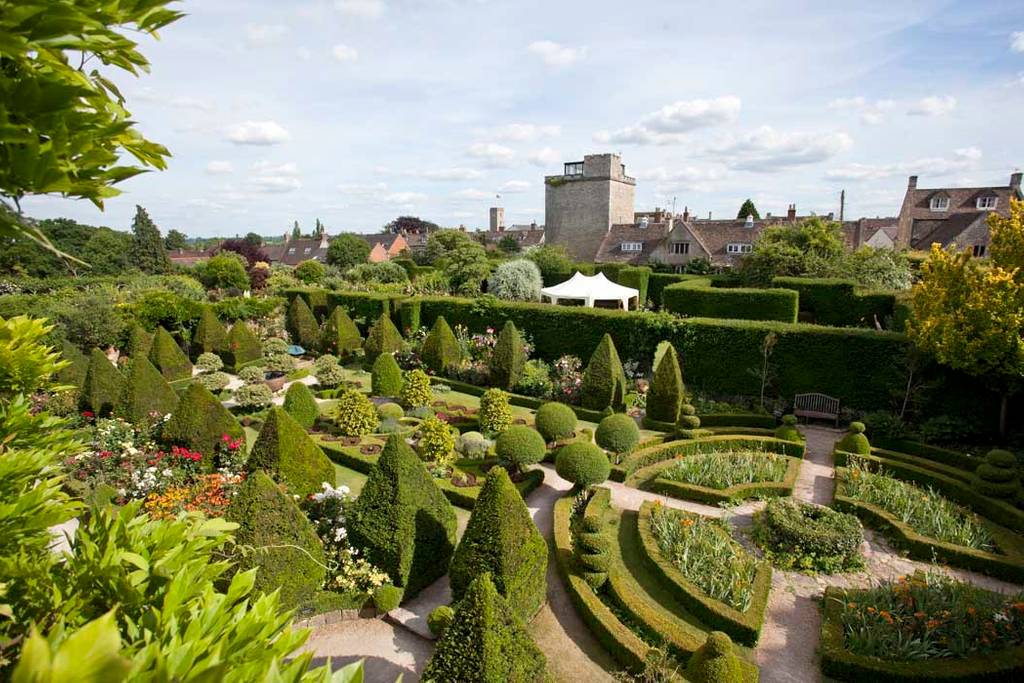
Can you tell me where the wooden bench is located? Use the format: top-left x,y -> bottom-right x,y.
794,393 -> 840,427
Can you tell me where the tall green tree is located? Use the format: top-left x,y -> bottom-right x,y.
291,221 -> 301,240
130,205 -> 171,274
164,228 -> 189,250
326,233 -> 371,269
737,198 -> 760,220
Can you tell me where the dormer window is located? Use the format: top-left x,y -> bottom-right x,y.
977,196 -> 997,210
621,242 -> 643,252
303,247 -> 312,254
930,196 -> 950,212
287,247 -> 296,254
727,243 -> 753,254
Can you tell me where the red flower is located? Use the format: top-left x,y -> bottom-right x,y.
82,410 -> 94,418
221,434 -> 232,442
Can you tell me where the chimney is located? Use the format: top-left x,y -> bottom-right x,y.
1011,172 -> 1022,191
682,206 -> 689,221
908,175 -> 918,190
787,204 -> 796,221
744,214 -> 754,229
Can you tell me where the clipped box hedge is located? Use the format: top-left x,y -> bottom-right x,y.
636,455 -> 802,505
429,376 -> 608,424
284,289 -> 403,327
662,278 -> 799,323
698,413 -> 777,429
770,277 -> 895,328
819,585 -> 1024,681
636,501 -> 771,646
871,436 -> 981,472
622,435 -> 806,481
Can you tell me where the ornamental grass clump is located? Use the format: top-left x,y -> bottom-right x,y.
648,504 -> 757,612
662,449 -> 789,490
752,498 -> 864,573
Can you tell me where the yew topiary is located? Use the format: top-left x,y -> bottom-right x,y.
534,402 -> 577,443
320,306 -> 362,356
421,316 -> 461,375
595,413 -> 640,454
116,355 -> 178,423
479,388 -> 513,436
282,381 -> 319,428
427,605 -> 454,638
162,382 -> 244,467
836,422 -> 871,455
400,369 -> 432,408
195,352 -> 223,373
555,442 -> 610,489
973,449 -> 1021,499
371,352 -> 403,397
363,313 -> 403,364
646,342 -> 684,423
247,406 -> 336,497
580,333 -> 627,411
80,349 -> 125,416
686,631 -> 744,683
377,401 -> 404,421
774,414 -> 803,442
333,389 -> 379,436
495,425 -> 547,473
148,326 -> 192,381
489,321 -> 527,390
191,307 -> 228,359
224,320 -> 262,370
286,296 -> 319,350
125,324 -> 153,359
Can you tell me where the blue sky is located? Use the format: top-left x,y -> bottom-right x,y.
22,0 -> 1024,237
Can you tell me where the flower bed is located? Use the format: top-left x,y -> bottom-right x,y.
752,499 -> 864,574
635,453 -> 801,505
617,435 -> 805,484
820,572 -> 1024,681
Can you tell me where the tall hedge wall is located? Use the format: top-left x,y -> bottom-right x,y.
770,277 -> 895,328
662,278 -> 799,323
284,289 -> 403,329
648,272 -> 695,310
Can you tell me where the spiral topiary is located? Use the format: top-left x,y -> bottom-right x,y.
595,413 -> 640,455
534,402 -> 577,443
400,369 -> 432,409
774,414 -> 803,442
677,403 -> 701,430
576,515 -> 610,589
495,425 -> 547,473
333,388 -> 379,436
686,631 -> 744,683
973,449 -> 1021,499
836,421 -> 871,455
555,442 -> 610,489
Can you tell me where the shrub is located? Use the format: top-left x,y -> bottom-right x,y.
333,389 -> 379,436
918,415 -> 982,445
376,401 -> 404,421
479,388 -> 513,435
514,359 -> 553,398
233,383 -> 273,410
555,442 -> 610,488
427,605 -> 454,637
196,352 -> 223,373
490,321 -> 527,390
647,343 -> 684,423
148,326 -> 193,381
487,259 -> 543,301
774,414 -> 803,441
363,313 -> 403,364
196,371 -> 230,392
371,353 -> 403,396
313,356 -> 345,388
264,353 -> 293,374
372,583 -> 404,612
162,383 -> 244,466
686,631 -> 744,683
347,261 -> 409,284
247,406 -> 336,497
400,369 -> 432,408
282,381 -> 319,428
595,413 -> 640,454
125,324 -> 153,358
534,402 -> 577,443
320,306 -> 362,356
580,333 -> 627,411
663,277 -> 799,323
576,515 -> 610,589
238,365 -> 265,384
421,316 -> 461,374
224,320 -> 262,369
263,337 -> 289,357
116,355 -> 178,423
80,348 -> 125,416
495,425 -> 547,473
836,422 -> 871,455
286,296 -> 319,350
973,449 -> 1020,499
349,434 -> 458,598
225,471 -> 326,610
417,415 -> 456,464
861,411 -> 907,441
678,403 -> 702,431
294,259 -> 326,285
456,431 -> 492,459
753,498 -> 864,573
192,307 -> 228,359
421,573 -> 547,683
449,468 -> 548,621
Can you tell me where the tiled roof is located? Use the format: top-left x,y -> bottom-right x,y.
268,238 -> 329,265
481,228 -> 545,248
910,212 -> 985,250
358,233 -> 401,249
899,178 -> 1022,248
595,222 -> 671,263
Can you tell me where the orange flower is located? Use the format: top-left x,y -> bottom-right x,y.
926,619 -> 941,629
914,611 -> 926,619
967,607 -> 977,617
867,607 -> 876,614
879,610 -> 894,624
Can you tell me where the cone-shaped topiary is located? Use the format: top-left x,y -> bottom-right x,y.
371,352 -> 403,397
646,343 -> 684,423
320,306 -> 362,356
224,320 -> 262,370
580,334 -> 627,411
836,421 -> 871,455
535,401 -> 577,443
191,307 -> 228,359
973,449 -> 1021,499
282,381 -> 319,428
363,313 -> 403,364
125,324 -> 153,359
449,468 -> 548,621
490,320 -> 526,390
286,296 -> 319,350
596,413 -> 640,454
349,434 -> 458,599
774,414 -> 803,442
80,349 -> 125,416
148,326 -> 193,381
225,470 -> 326,610
555,442 -> 610,489
422,573 -> 548,683
686,631 -> 744,683
162,382 -> 244,468
247,406 -> 335,497
57,339 -> 89,388
116,355 -> 178,423
495,425 -> 547,473
479,388 -> 513,435
421,316 -> 461,375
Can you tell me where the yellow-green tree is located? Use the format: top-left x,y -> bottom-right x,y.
907,199 -> 1024,435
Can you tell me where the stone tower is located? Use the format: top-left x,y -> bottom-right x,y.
544,153 -> 636,261
489,207 -> 505,232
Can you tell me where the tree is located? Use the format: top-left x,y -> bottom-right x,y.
498,234 -> 521,253
445,241 -> 491,294
525,244 -> 573,280
200,252 -> 249,290
326,233 -> 371,269
580,334 -> 627,411
737,198 -> 760,220
294,259 -> 326,284
488,259 -> 542,301
164,229 -> 189,251
739,217 -> 845,285
244,232 -> 263,246
81,228 -> 132,275
425,228 -> 474,263
291,221 -> 301,240
218,238 -> 269,267
130,206 -> 172,274
385,215 -> 438,235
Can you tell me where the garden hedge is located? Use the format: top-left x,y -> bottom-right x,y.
191,307 -> 228,359
148,326 -> 193,381
281,381 -> 319,428
247,406 -> 336,497
636,501 -> 770,646
663,278 -> 799,323
80,348 -> 125,416
622,435 -> 806,481
56,339 -> 89,388
223,320 -> 262,370
162,382 -> 244,467
870,437 -> 981,472
648,272 -> 695,310
616,266 -> 651,307
771,276 -> 895,329
698,414 -> 777,428
320,306 -> 362,356
116,355 -> 179,423
285,289 -> 400,327
637,455 -> 802,505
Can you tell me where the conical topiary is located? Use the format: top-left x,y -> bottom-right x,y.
224,320 -> 262,370
148,326 -> 193,381
125,324 -> 153,359
349,434 -> 457,599
449,468 -> 547,621
421,316 -> 461,375
580,334 -> 627,411
192,307 -> 228,359
836,422 -> 871,455
162,382 -> 244,468
646,343 -> 684,423
116,355 -> 179,423
286,296 -> 319,350
686,631 -> 744,683
363,313 -> 403,364
973,449 -> 1020,500
489,320 -> 526,390
320,306 -> 362,356
371,352 -> 403,397
282,381 -> 319,428
80,349 -> 125,416
246,406 -> 335,497
421,573 -> 548,683
56,339 -> 89,389
225,471 -> 326,610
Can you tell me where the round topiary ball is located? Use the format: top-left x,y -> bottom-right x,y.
774,414 -> 803,442
534,402 -> 577,443
595,413 -> 640,454
986,449 -> 1017,469
837,422 -> 871,455
427,605 -> 454,638
377,402 -> 404,421
495,425 -> 547,472
555,442 -> 611,489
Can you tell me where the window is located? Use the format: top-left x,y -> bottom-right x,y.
670,242 -> 690,255
977,196 -> 997,210
727,243 -> 752,254
564,161 -> 583,176
973,244 -> 987,257
621,242 -> 643,252
287,247 -> 296,255
930,196 -> 950,211
303,247 -> 312,254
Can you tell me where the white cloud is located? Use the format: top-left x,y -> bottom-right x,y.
527,40 -> 586,67
420,168 -> 483,181
482,123 -> 561,142
332,44 -> 359,62
638,166 -> 725,192
205,161 -> 234,174
827,96 -> 867,110
335,0 -> 385,18
595,96 -> 740,145
244,24 -> 288,48
466,142 -> 515,167
498,180 -> 530,193
384,192 -> 428,203
826,97 -> 894,125
528,147 -> 561,167
250,161 -> 300,193
296,47 -> 312,61
712,126 -> 853,171
1011,31 -> 1024,53
825,147 -> 981,181
251,161 -> 299,175
337,182 -> 388,195
454,188 -> 493,200
135,88 -> 214,111
226,120 -> 291,145
906,95 -> 956,117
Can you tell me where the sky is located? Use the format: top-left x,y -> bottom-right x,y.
21,0 -> 1024,238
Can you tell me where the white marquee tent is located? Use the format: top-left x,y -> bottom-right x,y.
540,271 -> 639,310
